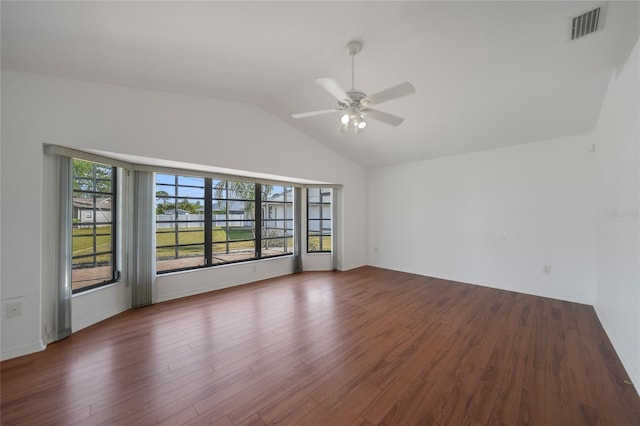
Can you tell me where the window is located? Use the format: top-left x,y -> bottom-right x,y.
212,179 -> 256,265
155,174 -> 206,272
155,174 -> 293,273
72,159 -> 118,292
307,188 -> 332,252
262,185 -> 294,256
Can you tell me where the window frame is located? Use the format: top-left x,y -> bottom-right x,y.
155,174 -> 208,272
211,179 -> 257,266
261,184 -> 294,258
155,175 -> 294,274
71,159 -> 119,294
307,187 -> 332,253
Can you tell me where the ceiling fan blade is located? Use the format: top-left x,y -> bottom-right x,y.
363,82 -> 415,107
291,108 -> 340,119
315,78 -> 351,104
362,108 -> 404,126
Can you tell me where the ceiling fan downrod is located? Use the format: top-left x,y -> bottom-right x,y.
341,40 -> 366,133
346,40 -> 362,91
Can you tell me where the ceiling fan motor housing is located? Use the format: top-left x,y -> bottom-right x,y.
346,90 -> 367,107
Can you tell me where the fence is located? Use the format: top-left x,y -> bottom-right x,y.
156,213 -> 250,228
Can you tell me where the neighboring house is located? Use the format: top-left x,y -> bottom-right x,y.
154,192 -> 298,232
212,200 -> 251,227
72,197 -> 112,224
263,189 -> 293,236
157,208 -> 205,228
307,189 -> 331,234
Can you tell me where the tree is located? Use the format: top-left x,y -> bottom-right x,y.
155,190 -> 170,214
213,180 -> 273,237
155,191 -> 202,214
213,181 -> 274,215
73,159 -> 112,195
177,199 -> 201,214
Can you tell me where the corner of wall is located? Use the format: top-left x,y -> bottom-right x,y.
593,34 -> 640,388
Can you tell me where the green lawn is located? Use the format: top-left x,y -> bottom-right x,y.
73,225 -> 296,264
72,226 -> 112,265
308,235 -> 332,252
155,226 -> 255,259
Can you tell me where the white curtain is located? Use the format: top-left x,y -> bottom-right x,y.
293,187 -> 302,273
331,188 -> 340,271
131,171 -> 155,307
55,156 -> 72,340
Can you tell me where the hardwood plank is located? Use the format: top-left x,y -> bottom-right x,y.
151,404 -> 199,426
1,266 -> 638,425
298,381 -> 380,425
459,291 -> 520,424
261,395 -> 319,426
495,298 -> 535,424
360,324 -> 449,423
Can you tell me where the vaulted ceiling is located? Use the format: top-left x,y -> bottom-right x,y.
2,1 -> 638,168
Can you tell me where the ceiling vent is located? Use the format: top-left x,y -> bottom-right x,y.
570,6 -> 603,40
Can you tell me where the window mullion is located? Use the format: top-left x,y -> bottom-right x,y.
173,176 -> 179,261
255,183 -> 262,258
225,182 -> 230,255
204,178 -> 212,265
111,168 -> 118,280
319,194 -> 323,251
92,195 -> 97,267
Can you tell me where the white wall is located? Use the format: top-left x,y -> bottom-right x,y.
0,71 -> 368,360
368,134 -> 597,304
367,36 -> 640,386
156,256 -> 295,303
593,38 -> 640,386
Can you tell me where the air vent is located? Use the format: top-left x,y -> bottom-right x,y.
571,7 -> 602,40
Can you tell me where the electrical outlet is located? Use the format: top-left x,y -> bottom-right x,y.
543,265 -> 551,275
7,301 -> 22,318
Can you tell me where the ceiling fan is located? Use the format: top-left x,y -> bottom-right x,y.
292,40 -> 415,134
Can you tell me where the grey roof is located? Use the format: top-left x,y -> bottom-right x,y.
73,197 -> 112,210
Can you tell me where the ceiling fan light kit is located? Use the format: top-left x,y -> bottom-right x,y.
292,40 -> 415,134
340,108 -> 367,134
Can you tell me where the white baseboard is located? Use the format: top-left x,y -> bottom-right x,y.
594,305 -> 640,392
1,340 -> 46,361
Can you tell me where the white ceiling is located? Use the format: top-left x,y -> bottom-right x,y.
2,1 -> 639,168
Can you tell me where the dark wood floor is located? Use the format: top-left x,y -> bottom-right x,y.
1,267 -> 639,425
